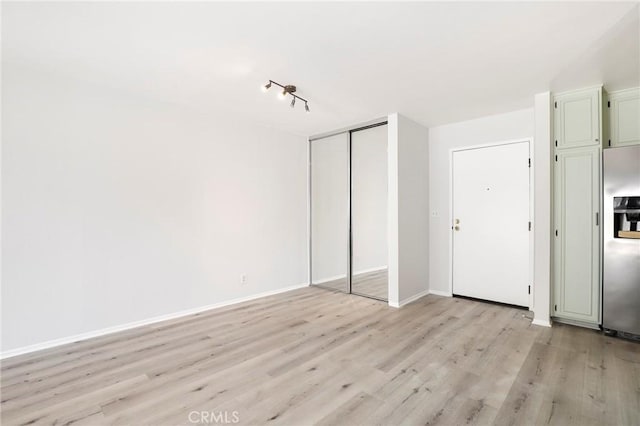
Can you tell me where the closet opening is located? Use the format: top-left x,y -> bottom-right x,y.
309,121 -> 388,301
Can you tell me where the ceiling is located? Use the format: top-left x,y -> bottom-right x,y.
3,2 -> 639,137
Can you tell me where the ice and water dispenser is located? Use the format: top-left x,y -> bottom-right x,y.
613,196 -> 640,239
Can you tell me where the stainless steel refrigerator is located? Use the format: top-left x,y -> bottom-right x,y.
603,145 -> 640,336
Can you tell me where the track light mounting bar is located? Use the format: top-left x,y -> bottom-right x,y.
262,79 -> 310,112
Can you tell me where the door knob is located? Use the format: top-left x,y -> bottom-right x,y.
455,219 -> 460,224
454,226 -> 460,231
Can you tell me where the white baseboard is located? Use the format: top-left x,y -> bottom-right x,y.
531,318 -> 552,328
313,274 -> 347,285
428,289 -> 452,297
400,289 -> 430,306
551,316 -> 599,330
313,267 -> 387,285
389,289 -> 430,309
390,288 -> 451,309
0,283 -> 309,360
352,266 -> 388,275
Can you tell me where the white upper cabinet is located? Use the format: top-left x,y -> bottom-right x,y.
554,87 -> 601,150
607,87 -> 640,147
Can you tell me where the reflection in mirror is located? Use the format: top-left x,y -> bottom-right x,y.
351,125 -> 388,300
311,133 -> 349,292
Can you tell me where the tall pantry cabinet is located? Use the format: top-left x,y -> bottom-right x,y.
553,86 -> 602,327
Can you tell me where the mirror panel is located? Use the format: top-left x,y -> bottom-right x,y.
351,125 -> 388,300
310,133 -> 349,292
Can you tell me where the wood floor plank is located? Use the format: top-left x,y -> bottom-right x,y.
315,391 -> 383,426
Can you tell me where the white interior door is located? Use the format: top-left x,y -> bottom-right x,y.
452,141 -> 530,307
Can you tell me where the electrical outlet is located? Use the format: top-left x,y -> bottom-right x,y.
431,210 -> 439,217
240,274 -> 248,285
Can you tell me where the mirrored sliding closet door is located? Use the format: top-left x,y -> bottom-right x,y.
310,122 -> 388,301
351,124 -> 388,300
310,133 -> 350,293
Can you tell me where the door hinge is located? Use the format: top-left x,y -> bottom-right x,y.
555,155 -> 558,162
554,101 -> 557,108
528,158 -> 531,168
608,139 -> 611,147
607,101 -> 610,108
596,212 -> 599,226
554,304 -> 557,311
555,140 -> 557,147
528,285 -> 531,295
555,229 -> 558,236
528,221 -> 532,231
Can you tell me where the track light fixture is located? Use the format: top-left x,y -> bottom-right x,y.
261,79 -> 310,112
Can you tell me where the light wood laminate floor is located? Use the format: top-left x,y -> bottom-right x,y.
1,287 -> 639,426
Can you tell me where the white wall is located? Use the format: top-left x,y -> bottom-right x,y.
388,114 -> 430,306
352,125 -> 388,274
428,108 -> 535,296
1,63 -> 308,354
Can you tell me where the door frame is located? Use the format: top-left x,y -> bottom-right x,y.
448,138 -> 534,310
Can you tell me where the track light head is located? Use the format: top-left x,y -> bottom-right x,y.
261,81 -> 271,92
305,102 -> 310,113
278,90 -> 287,100
290,97 -> 296,108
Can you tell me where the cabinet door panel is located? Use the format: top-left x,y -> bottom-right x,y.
609,88 -> 640,147
555,88 -> 601,149
554,147 -> 600,324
